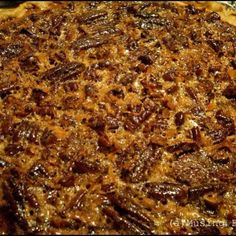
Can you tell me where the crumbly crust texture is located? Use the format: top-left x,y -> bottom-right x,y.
0,1 -> 236,235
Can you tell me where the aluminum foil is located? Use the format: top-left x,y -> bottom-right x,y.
219,1 -> 236,8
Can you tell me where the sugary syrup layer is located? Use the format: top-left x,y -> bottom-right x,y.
0,1 -> 235,235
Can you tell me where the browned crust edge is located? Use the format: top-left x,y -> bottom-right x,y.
0,1 -> 235,26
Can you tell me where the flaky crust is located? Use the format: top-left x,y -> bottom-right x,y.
0,1 -> 236,26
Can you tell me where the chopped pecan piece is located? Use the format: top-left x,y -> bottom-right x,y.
174,111 -> 185,126
167,142 -> 199,157
42,62 -> 85,83
72,36 -> 108,51
143,182 -> 187,203
222,85 -> 236,100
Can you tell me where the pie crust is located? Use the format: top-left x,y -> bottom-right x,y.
0,1 -> 236,235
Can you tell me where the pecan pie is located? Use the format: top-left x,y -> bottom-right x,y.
0,1 -> 236,235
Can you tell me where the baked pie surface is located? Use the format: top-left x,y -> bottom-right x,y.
0,1 -> 236,235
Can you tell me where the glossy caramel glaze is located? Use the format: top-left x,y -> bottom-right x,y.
0,1 -> 236,235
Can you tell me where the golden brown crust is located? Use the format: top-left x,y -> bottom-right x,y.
0,1 -> 236,25
191,1 -> 236,26
0,1 -> 236,235
0,2 -> 51,19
